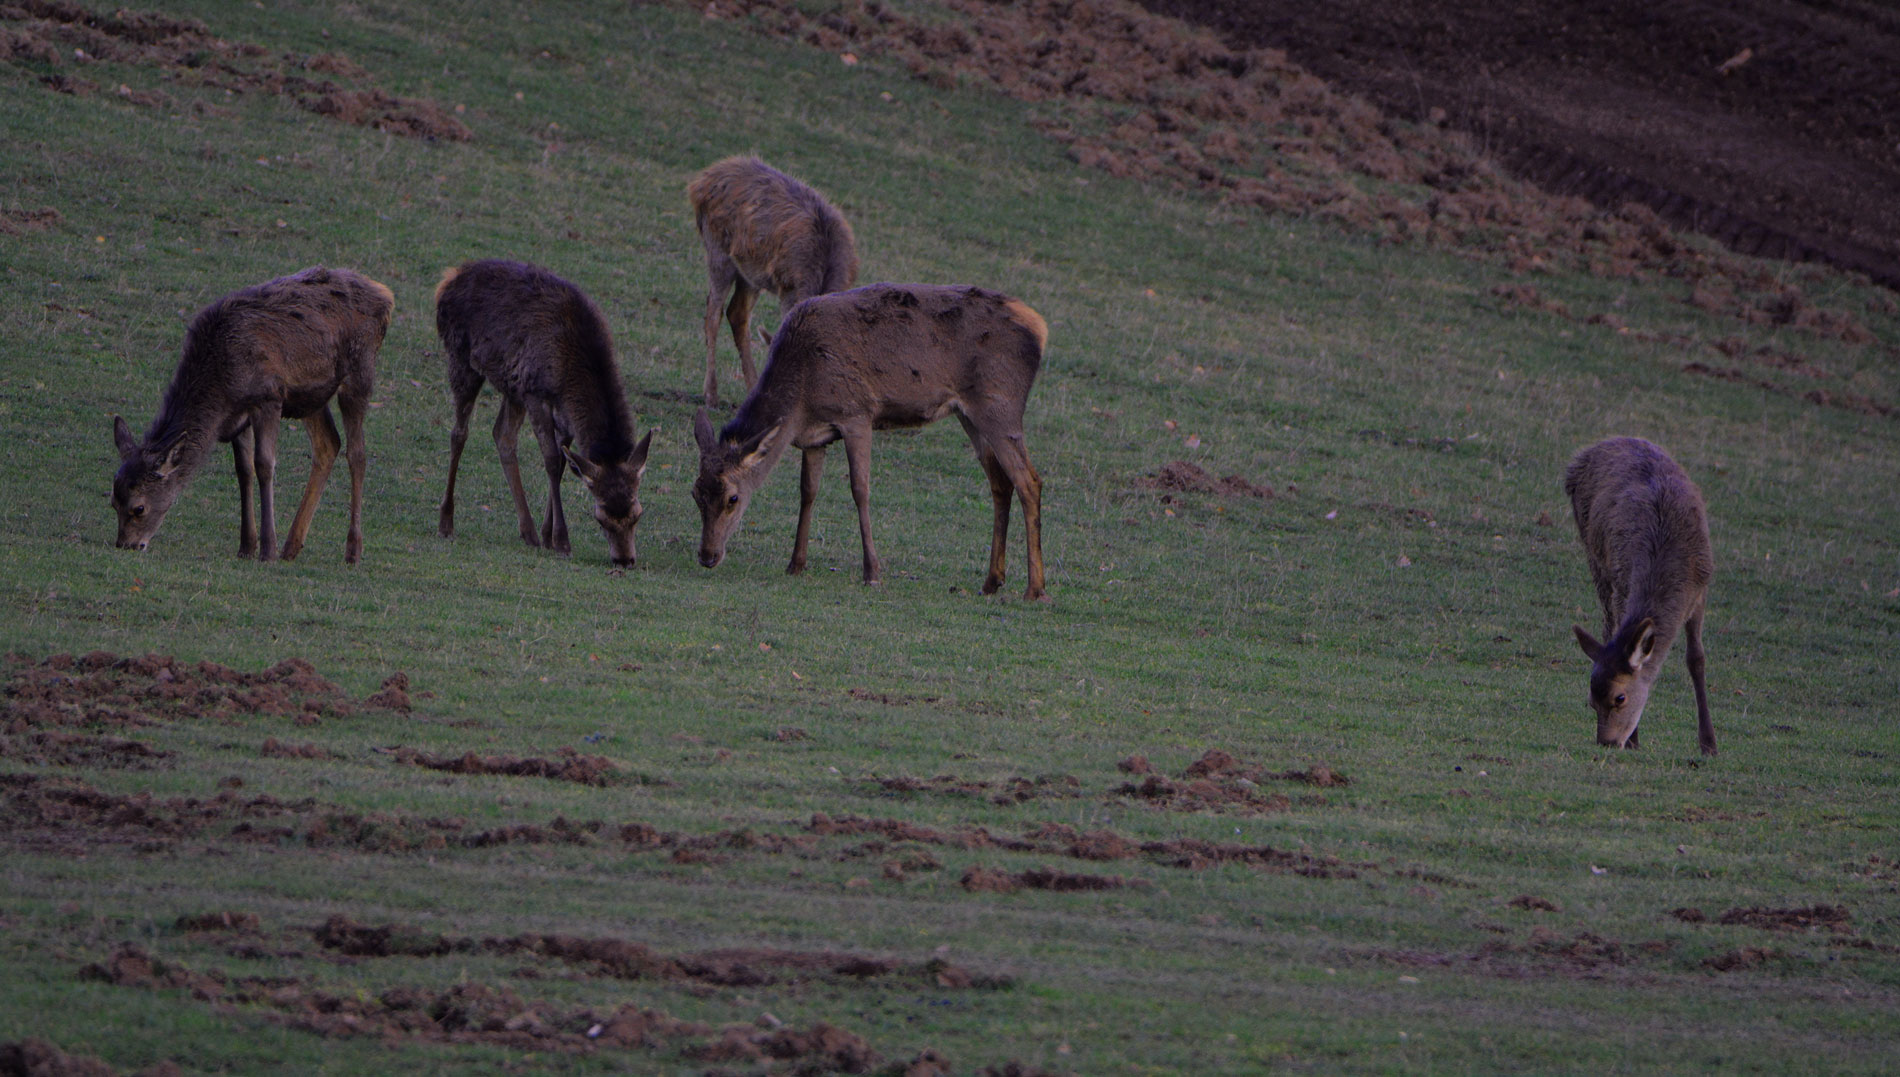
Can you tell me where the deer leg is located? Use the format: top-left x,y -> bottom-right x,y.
280,405 -> 341,562
958,416 -> 1014,595
990,433 -> 1047,602
788,445 -> 826,575
726,280 -> 760,391
252,406 -> 282,561
439,371 -> 483,539
232,425 -> 257,558
337,392 -> 369,564
840,424 -> 880,585
531,405 -> 569,554
1686,610 -> 1716,755
492,396 -> 540,548
702,256 -> 738,406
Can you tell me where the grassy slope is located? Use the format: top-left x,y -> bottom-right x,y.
1,0 -> 1896,1072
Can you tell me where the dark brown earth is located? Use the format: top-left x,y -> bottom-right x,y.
1136,0 -> 1900,290
1136,461 -> 1274,500
0,0 -> 470,140
392,746 -> 620,786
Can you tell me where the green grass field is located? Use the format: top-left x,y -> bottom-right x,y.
2,1 -> 1897,1073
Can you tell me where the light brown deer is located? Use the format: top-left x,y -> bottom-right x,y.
110,266 -> 392,563
688,155 -> 858,406
434,260 -> 655,567
1566,436 -> 1716,754
692,283 -> 1049,600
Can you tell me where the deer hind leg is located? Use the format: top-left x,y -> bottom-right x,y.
251,406 -> 283,561
337,390 -> 370,564
530,404 -> 569,554
840,424 -> 880,585
492,396 -> 540,547
439,366 -> 484,538
788,445 -> 826,576
726,280 -> 761,391
280,404 -> 341,562
1686,609 -> 1716,755
990,432 -> 1046,602
957,415 -> 1014,595
702,254 -> 739,406
232,424 -> 258,558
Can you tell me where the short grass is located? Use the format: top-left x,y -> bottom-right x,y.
1,0 -> 1897,1073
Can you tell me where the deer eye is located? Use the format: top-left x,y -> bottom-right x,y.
727,493 -> 739,507
131,504 -> 147,517
1613,693 -> 1627,707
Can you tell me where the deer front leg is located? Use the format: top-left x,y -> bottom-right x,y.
788,445 -> 826,575
726,280 -> 760,390
531,407 -> 569,554
280,405 -> 341,563
702,256 -> 738,406
232,425 -> 257,558
840,425 -> 880,585
1686,610 -> 1716,756
492,397 -> 540,547
252,406 -> 282,561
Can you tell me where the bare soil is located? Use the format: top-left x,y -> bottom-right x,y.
1135,0 -> 1900,290
392,746 -> 620,786
1135,461 -> 1274,500
1,652 -> 408,732
0,0 -> 470,141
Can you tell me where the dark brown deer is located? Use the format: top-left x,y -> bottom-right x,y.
434,260 -> 655,567
692,283 -> 1049,600
688,155 -> 858,406
1565,436 -> 1716,754
110,266 -> 392,563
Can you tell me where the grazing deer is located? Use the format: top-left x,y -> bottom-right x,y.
1566,437 -> 1716,754
688,155 -> 858,405
110,266 -> 392,563
692,283 -> 1049,601
434,260 -> 655,567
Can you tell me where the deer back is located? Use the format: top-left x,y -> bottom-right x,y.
689,156 -> 859,303
434,260 -> 639,466
733,283 -> 1045,439
1565,437 -> 1712,637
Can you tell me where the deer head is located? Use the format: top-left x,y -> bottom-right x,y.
1573,618 -> 1660,748
110,415 -> 192,552
563,429 -> 654,568
692,408 -> 782,569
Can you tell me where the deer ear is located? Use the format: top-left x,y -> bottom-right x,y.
563,445 -> 599,484
112,415 -> 139,460
1572,625 -> 1600,661
738,421 -> 783,469
694,408 -> 718,454
153,439 -> 190,478
1626,618 -> 1658,671
629,429 -> 655,478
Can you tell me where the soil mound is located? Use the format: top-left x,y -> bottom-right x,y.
2,653 -> 411,733
393,747 -> 618,786
1136,461 -> 1273,499
1138,0 -> 1900,291
0,1 -> 470,140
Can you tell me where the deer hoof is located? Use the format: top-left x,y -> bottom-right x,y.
1025,588 -> 1051,603
786,559 -> 806,576
980,576 -> 1004,595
